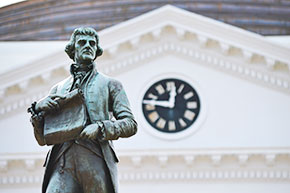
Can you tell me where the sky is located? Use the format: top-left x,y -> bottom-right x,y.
0,0 -> 26,8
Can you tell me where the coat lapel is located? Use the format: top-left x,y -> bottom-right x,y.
62,76 -> 74,94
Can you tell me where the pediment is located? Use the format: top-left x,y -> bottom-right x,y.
0,5 -> 290,118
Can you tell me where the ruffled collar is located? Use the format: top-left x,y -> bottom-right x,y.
70,62 -> 94,75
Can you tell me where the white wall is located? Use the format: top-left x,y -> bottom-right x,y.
114,54 -> 290,151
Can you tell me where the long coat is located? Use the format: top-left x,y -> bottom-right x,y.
32,68 -> 137,193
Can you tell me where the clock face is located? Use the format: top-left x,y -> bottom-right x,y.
142,78 -> 200,133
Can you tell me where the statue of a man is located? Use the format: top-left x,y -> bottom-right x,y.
28,27 -> 137,193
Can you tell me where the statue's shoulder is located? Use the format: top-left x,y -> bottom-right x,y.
96,72 -> 122,87
56,76 -> 73,87
50,76 -> 73,93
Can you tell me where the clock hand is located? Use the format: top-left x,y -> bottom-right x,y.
142,99 -> 172,108
143,85 -> 177,108
168,84 -> 176,108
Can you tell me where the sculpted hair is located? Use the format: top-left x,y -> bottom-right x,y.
65,27 -> 103,61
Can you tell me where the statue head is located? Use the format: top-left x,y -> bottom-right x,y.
65,27 -> 103,64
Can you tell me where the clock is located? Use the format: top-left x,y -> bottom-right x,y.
142,78 -> 200,133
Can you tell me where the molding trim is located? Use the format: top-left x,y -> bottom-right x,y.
101,40 -> 290,94
119,170 -> 290,182
0,148 -> 290,186
118,148 -> 290,182
1,23 -> 290,117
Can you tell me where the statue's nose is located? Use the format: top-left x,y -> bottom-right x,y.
84,41 -> 91,48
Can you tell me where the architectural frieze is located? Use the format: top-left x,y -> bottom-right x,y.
1,38 -> 290,118
0,148 -> 289,186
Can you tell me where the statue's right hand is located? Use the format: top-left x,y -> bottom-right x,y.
35,94 -> 66,113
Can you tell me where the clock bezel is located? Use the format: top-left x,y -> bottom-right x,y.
138,73 -> 207,140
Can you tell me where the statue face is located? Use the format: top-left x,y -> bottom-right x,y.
74,35 -> 97,64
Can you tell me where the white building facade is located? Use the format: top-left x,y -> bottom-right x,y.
0,5 -> 290,193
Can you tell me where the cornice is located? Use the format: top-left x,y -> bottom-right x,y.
100,21 -> 290,72
1,22 -> 290,118
118,148 -> 290,182
99,5 -> 290,64
101,39 -> 290,93
0,148 -> 289,186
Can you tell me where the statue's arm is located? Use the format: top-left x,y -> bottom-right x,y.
30,109 -> 45,146
29,85 -> 58,146
99,79 -> 137,140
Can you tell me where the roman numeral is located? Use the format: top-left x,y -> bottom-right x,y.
148,111 -> 159,123
168,121 -> 176,131
178,118 -> 187,128
184,91 -> 194,100
145,104 -> 155,111
184,110 -> 195,121
187,101 -> 197,109
148,93 -> 158,100
178,84 -> 184,94
155,84 -> 165,95
156,118 -> 166,129
166,81 -> 175,91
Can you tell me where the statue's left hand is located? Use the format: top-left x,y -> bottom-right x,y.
80,124 -> 100,140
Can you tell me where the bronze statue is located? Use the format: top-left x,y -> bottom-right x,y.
28,27 -> 137,193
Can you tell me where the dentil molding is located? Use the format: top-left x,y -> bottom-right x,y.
0,148 -> 290,186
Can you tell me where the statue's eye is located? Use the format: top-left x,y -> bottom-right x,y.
89,41 -> 96,47
78,40 -> 86,46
